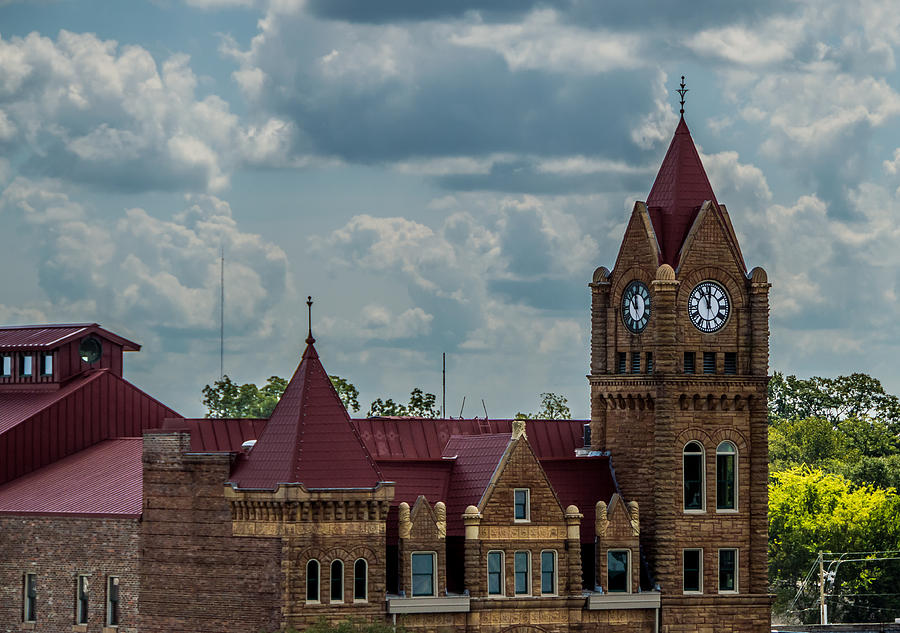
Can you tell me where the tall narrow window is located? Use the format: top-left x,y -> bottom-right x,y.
540,551 -> 556,595
106,576 -> 119,627
514,489 -> 530,521
306,560 -> 320,602
716,441 -> 737,511
354,559 -> 367,601
330,560 -> 344,603
630,352 -> 641,374
724,352 -> 737,374
487,551 -> 504,596
683,442 -> 704,511
683,351 -> 695,374
703,351 -> 716,374
411,552 -> 435,597
1,355 -> 10,377
719,549 -> 737,593
514,551 -> 530,595
607,550 -> 629,593
21,354 -> 33,377
41,353 -> 53,376
683,549 -> 702,593
76,575 -> 89,625
617,352 -> 627,374
645,352 -> 653,374
23,573 -> 36,623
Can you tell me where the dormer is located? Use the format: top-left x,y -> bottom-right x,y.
0,323 -> 140,386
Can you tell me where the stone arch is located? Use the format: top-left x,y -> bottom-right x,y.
709,428 -> 749,456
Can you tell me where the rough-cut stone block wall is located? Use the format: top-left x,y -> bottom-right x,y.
661,594 -> 771,633
399,501 -> 446,598
285,531 -> 387,629
0,516 -> 139,633
139,432 -> 282,633
475,439 -> 579,598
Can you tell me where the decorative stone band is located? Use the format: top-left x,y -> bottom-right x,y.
479,525 -> 566,541
228,498 -> 391,523
232,520 -> 386,537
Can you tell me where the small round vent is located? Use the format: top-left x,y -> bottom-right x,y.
79,337 -> 102,364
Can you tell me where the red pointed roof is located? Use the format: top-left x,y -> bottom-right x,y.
646,116 -> 720,267
228,343 -> 383,490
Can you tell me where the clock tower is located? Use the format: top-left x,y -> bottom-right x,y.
588,114 -> 772,631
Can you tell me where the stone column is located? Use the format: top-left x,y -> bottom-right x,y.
594,501 -> 608,590
650,264 -> 679,374
398,502 -> 411,596
589,266 -> 611,376
749,267 -> 771,377
463,505 -> 482,596
565,505 -> 583,596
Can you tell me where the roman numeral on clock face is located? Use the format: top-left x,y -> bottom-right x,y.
688,281 -> 730,333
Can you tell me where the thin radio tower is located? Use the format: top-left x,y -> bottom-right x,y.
219,246 -> 224,380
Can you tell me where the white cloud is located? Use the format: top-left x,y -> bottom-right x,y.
448,9 -> 642,74
0,31 -> 294,192
685,17 -> 801,66
0,180 -> 289,336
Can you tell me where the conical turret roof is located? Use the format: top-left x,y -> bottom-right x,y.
229,342 -> 383,490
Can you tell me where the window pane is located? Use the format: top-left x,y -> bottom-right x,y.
77,576 -> 89,624
307,560 -> 319,601
354,560 -> 367,600
514,489 -> 528,520
25,574 -> 36,621
22,355 -> 32,376
411,554 -> 434,597
514,552 -> 529,594
717,453 -> 735,510
107,577 -> 119,626
43,354 -> 53,375
2,356 -> 10,376
719,550 -> 736,591
684,453 -> 703,510
684,550 -> 701,592
488,552 -> 502,595
607,550 -> 628,592
331,560 -> 343,601
541,551 -> 555,594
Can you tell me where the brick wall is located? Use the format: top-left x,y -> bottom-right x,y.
0,516 -> 139,633
139,432 -> 282,633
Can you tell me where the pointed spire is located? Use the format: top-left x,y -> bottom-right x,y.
645,116 -> 719,267
229,331 -> 382,491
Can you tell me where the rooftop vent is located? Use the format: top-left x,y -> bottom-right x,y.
241,439 -> 257,453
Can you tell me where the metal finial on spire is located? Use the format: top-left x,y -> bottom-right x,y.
677,75 -> 688,115
306,296 -> 315,345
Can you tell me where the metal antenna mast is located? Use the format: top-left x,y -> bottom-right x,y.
219,246 -> 225,380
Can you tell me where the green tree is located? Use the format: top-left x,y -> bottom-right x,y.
367,388 -> 439,418
203,374 -> 358,417
330,375 -> 360,413
769,467 -> 900,623
769,371 -> 900,427
515,392 -> 571,420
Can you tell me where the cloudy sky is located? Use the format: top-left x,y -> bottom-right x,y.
2,0 -> 900,418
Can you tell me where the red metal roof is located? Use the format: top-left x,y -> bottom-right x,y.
0,438 -> 143,517
0,370 -> 105,435
0,323 -> 140,351
443,433 -> 512,535
228,342 -> 383,490
353,418 -> 587,460
646,116 -> 723,268
541,457 -> 614,542
162,417 -> 267,452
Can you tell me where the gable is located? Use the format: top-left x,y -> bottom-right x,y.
479,438 -> 565,526
611,202 -> 661,277
676,201 -> 747,279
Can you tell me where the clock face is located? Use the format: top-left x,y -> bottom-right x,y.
622,281 -> 651,333
688,281 -> 730,333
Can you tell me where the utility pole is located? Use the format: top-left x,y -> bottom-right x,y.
442,353 -> 446,419
819,551 -> 827,624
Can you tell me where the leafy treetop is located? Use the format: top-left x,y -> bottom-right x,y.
515,392 -> 571,420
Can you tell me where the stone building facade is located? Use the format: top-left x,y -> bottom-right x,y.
0,114 -> 772,632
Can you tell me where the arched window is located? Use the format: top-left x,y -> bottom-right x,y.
683,441 -> 705,511
330,560 -> 344,602
354,559 -> 367,601
716,441 -> 737,511
306,560 -> 320,603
